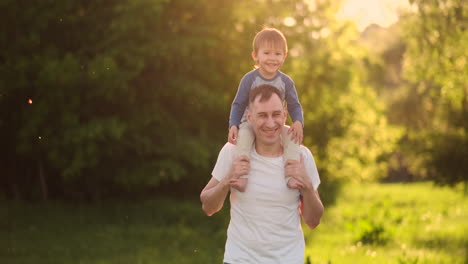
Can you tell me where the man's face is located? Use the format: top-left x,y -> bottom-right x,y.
247,93 -> 286,146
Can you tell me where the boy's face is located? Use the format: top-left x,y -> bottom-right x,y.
252,43 -> 287,79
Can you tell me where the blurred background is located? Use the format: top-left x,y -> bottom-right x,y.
1,0 -> 466,263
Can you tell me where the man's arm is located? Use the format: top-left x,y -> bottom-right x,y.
285,155 -> 324,229
299,187 -> 324,229
201,155 -> 250,216
200,177 -> 231,216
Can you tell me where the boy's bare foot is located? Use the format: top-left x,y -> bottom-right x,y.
230,178 -> 248,192
287,178 -> 303,189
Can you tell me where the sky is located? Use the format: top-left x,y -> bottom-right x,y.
336,0 -> 412,31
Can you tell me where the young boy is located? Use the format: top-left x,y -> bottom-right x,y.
228,27 -> 304,192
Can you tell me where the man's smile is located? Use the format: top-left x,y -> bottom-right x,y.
261,126 -> 280,137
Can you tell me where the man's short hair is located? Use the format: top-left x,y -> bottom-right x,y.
249,84 -> 283,106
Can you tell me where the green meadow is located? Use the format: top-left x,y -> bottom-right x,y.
1,183 -> 466,264
305,183 -> 467,264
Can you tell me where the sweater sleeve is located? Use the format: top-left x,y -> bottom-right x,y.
229,74 -> 252,128
284,77 -> 304,125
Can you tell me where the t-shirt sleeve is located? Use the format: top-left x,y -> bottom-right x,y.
301,146 -> 321,190
212,143 -> 235,181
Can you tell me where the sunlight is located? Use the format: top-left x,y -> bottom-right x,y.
283,17 -> 297,27
337,0 -> 411,31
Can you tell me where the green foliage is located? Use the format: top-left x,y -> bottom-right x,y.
4,0 -> 452,200
426,131 -> 468,186
1,0 -> 237,198
397,0 -> 468,186
351,220 -> 391,245
398,253 -> 420,264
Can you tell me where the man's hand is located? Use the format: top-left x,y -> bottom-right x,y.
287,120 -> 303,144
285,155 -> 313,192
228,155 -> 250,184
228,126 -> 238,145
201,155 -> 249,215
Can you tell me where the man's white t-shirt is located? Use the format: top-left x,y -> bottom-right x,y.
212,143 -> 321,264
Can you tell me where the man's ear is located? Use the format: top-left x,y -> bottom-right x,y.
247,108 -> 253,124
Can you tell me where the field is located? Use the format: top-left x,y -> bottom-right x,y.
305,183 -> 467,264
1,183 -> 466,263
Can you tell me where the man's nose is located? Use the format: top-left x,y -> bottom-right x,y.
265,116 -> 275,127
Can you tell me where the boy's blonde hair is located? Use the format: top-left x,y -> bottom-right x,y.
252,28 -> 288,54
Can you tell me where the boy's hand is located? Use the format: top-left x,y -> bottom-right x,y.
228,126 -> 238,145
288,120 -> 303,144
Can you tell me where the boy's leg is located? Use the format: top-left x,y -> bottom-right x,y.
232,122 -> 255,192
235,122 -> 254,158
282,125 -> 302,189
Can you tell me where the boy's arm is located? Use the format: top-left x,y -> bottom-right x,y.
229,76 -> 252,128
284,78 -> 304,126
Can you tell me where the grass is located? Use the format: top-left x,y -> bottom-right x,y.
0,183 -> 466,263
305,183 -> 467,264
1,198 -> 228,264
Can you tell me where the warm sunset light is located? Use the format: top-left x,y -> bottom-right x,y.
337,0 -> 412,31
28,98 -> 32,104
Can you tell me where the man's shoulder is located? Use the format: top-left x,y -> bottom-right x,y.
218,142 -> 236,157
221,142 -> 236,151
299,145 -> 314,159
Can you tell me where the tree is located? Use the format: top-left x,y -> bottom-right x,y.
282,1 -> 402,183
398,0 -> 468,187
0,0 -> 404,200
0,0 -> 237,200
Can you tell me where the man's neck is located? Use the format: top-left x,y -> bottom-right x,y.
254,142 -> 283,157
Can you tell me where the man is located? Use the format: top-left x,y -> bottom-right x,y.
200,84 -> 324,264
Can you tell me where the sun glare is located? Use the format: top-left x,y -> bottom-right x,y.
337,0 -> 411,31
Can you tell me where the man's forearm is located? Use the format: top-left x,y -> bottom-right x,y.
300,188 -> 324,229
200,178 -> 231,216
